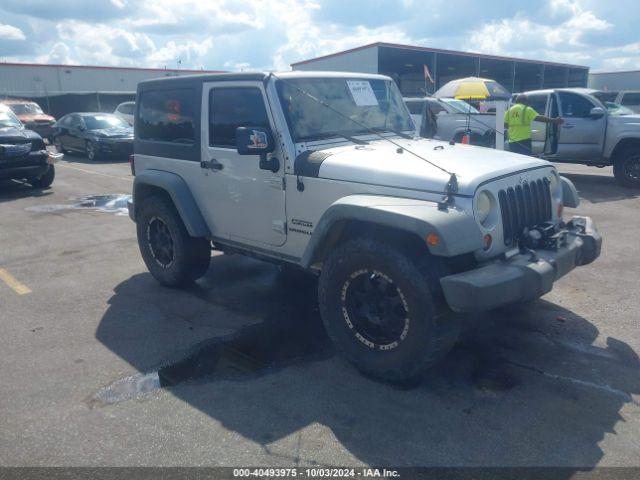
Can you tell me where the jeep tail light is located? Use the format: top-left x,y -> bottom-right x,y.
557,202 -> 564,219
129,154 -> 135,176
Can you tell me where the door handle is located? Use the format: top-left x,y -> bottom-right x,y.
200,159 -> 223,170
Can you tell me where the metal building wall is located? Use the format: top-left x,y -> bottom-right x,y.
0,63 -> 207,97
588,71 -> 640,91
292,46 -> 379,73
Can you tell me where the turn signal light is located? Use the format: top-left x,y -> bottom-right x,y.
483,234 -> 492,251
426,233 -> 440,247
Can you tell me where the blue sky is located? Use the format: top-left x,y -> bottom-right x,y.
0,0 -> 637,72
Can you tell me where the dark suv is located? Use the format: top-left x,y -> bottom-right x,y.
0,104 -> 61,188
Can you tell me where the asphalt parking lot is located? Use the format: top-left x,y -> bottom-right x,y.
1,154 -> 639,469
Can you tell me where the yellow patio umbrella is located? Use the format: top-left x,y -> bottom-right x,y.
434,76 -> 511,100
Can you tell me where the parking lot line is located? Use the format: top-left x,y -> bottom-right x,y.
0,268 -> 32,295
57,162 -> 133,182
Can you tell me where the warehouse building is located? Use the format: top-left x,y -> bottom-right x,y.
292,42 -> 589,96
588,70 -> 640,91
0,62 -> 223,117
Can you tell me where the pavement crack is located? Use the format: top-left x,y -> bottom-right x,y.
506,359 -> 638,404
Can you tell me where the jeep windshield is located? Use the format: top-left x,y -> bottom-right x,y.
276,77 -> 414,142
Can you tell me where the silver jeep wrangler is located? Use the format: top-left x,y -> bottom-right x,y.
128,71 -> 602,382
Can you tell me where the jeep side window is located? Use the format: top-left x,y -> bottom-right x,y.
558,92 -> 594,118
209,87 -> 270,148
137,88 -> 195,144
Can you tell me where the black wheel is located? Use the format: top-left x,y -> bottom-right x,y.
53,136 -> 67,154
136,196 -> 211,286
86,140 -> 98,161
318,238 -> 459,382
614,149 -> 640,188
29,165 -> 55,189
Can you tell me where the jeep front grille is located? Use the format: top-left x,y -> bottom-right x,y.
498,178 -> 552,246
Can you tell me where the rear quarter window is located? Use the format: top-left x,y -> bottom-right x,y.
527,94 -> 548,116
137,89 -> 195,144
621,93 -> 640,107
405,101 -> 424,115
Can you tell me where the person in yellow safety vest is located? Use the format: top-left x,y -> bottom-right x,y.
504,94 -> 564,156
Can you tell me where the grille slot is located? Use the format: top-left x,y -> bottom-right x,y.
498,178 -> 551,246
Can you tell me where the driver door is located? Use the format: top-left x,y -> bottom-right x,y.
553,91 -> 606,161
67,115 -> 86,150
194,81 -> 287,247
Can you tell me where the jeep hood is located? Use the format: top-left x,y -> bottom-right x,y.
315,138 -> 552,196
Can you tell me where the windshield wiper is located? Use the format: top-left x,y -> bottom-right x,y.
299,132 -> 369,145
369,127 -> 413,140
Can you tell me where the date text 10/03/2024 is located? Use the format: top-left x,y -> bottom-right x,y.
232,468 -> 400,478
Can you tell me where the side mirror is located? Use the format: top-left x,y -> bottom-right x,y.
589,106 -> 605,118
235,127 -> 275,155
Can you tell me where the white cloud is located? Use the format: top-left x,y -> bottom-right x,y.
0,0 -> 638,72
0,23 -> 26,41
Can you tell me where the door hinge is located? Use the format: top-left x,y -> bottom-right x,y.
272,220 -> 286,234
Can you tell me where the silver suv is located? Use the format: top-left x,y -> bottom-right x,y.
128,72 -> 602,382
520,87 -> 640,187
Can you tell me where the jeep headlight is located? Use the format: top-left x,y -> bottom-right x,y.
475,190 -> 496,227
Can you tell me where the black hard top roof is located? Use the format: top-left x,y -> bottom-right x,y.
138,72 -> 268,89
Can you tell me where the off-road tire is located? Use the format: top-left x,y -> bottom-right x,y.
29,165 -> 55,189
613,148 -> 640,188
137,195 -> 211,287
318,237 -> 459,382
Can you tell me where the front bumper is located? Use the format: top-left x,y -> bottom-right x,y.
95,140 -> 133,157
440,216 -> 602,313
0,150 -> 62,180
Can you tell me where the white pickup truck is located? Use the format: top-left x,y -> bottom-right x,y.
521,87 -> 640,187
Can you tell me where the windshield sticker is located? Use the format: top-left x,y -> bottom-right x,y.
347,81 -> 378,107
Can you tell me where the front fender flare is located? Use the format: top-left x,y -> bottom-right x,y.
132,169 -> 211,238
301,195 -> 483,268
560,175 -> 580,208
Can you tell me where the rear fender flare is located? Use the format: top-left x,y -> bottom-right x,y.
132,169 -> 211,238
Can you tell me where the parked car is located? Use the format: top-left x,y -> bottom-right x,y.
53,113 -> 133,161
592,90 -> 640,114
114,101 -> 135,125
1,99 -> 56,141
404,96 -> 496,147
128,71 -> 601,382
519,87 -> 640,187
0,104 -> 61,188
